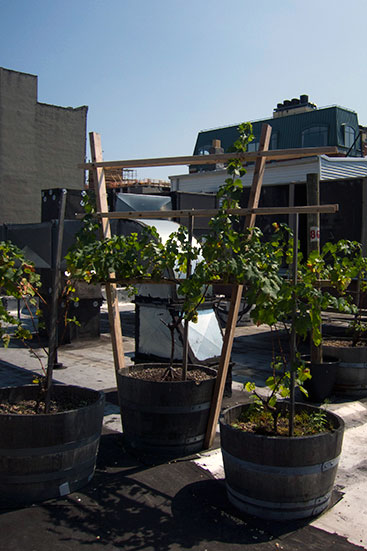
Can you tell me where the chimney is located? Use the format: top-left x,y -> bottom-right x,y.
209,139 -> 224,155
273,94 -> 317,118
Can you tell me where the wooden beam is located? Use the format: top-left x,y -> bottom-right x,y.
307,173 -> 322,365
89,132 -> 125,374
204,123 -> 272,450
75,204 -> 339,221
79,146 -> 339,170
246,124 -> 275,228
205,284 -> 243,439
100,276 -> 337,287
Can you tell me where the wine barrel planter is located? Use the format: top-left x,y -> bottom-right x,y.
117,363 -> 216,458
0,384 -> 105,506
220,402 -> 344,521
323,338 -> 367,396
302,355 -> 339,402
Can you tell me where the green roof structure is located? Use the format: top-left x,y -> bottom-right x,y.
192,95 -> 362,172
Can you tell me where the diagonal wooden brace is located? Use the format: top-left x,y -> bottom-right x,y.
204,123 -> 272,449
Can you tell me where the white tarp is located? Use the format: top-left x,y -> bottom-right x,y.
137,304 -> 222,362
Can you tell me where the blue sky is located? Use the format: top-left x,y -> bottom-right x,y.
1,0 -> 367,180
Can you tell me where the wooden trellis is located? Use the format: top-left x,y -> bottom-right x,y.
82,126 -> 339,449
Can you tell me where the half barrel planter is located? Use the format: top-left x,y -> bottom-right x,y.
323,339 -> 367,396
220,402 -> 344,521
117,364 -> 216,459
0,384 -> 105,506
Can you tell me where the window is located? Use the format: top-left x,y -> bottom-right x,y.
248,133 -> 277,151
247,141 -> 259,152
198,146 -> 211,155
270,132 -> 278,150
301,126 -> 328,147
344,125 -> 355,148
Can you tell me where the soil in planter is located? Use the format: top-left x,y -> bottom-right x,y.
326,338 -> 367,348
128,366 -> 214,383
0,395 -> 95,415
232,407 -> 332,437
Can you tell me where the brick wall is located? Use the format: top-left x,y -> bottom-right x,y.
0,67 -> 87,224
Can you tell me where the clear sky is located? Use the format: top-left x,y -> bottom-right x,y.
1,0 -> 367,180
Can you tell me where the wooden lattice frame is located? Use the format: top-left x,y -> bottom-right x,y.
84,127 -> 339,448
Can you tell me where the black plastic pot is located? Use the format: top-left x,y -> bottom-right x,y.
220,402 -> 344,521
302,354 -> 339,402
323,338 -> 367,396
117,363 -> 216,458
0,384 -> 105,506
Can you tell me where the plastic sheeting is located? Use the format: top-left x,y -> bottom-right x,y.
115,193 -> 172,213
136,304 -> 222,363
186,308 -> 223,362
113,198 -> 222,364
135,218 -> 202,300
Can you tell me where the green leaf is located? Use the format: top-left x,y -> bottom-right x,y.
268,395 -> 277,408
244,381 -> 256,393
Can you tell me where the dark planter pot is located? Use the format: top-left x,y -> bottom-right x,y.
117,363 -> 216,458
0,384 -> 105,506
302,355 -> 339,402
220,402 -> 344,521
323,338 -> 367,396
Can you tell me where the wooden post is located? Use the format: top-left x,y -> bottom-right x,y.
288,183 -> 296,234
45,189 -> 67,411
204,123 -> 272,449
307,172 -> 322,364
306,173 -> 320,258
361,178 -> 367,256
89,132 -> 125,374
355,178 -> 367,310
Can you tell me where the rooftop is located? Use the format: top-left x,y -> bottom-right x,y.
0,302 -> 366,550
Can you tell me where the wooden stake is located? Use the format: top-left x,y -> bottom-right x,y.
204,123 -> 272,449
89,132 -> 125,374
182,214 -> 194,380
307,172 -> 322,364
289,213 -> 299,437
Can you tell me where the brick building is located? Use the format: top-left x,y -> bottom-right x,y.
0,67 -> 87,224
